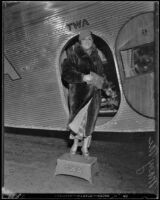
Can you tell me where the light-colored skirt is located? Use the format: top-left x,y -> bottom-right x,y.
69,99 -> 92,146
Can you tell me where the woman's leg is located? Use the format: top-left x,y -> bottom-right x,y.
81,92 -> 101,157
70,137 -> 79,155
81,136 -> 91,157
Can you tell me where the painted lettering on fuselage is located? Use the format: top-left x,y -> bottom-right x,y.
4,56 -> 21,81
66,19 -> 90,31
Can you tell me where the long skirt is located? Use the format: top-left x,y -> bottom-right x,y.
68,91 -> 101,145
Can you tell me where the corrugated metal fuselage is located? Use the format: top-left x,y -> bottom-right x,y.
3,1 -> 155,132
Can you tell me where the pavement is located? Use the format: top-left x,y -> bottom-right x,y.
3,130 -> 158,195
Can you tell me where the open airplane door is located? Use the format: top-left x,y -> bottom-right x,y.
115,12 -> 155,118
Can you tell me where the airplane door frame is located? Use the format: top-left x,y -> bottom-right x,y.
59,32 -> 121,119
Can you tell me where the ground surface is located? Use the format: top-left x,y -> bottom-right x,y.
3,130 -> 158,195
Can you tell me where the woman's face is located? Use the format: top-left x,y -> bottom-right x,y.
81,36 -> 93,50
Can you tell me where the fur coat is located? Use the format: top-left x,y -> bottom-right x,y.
61,42 -> 107,137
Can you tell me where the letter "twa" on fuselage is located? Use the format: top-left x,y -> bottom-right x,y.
66,19 -> 90,31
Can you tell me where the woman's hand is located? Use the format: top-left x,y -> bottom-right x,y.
83,72 -> 105,89
90,72 -> 104,89
83,74 -> 93,84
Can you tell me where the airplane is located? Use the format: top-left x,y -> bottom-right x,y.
3,1 -> 158,133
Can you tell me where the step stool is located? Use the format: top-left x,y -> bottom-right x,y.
55,153 -> 99,184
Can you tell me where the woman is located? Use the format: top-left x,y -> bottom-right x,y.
61,30 -> 108,157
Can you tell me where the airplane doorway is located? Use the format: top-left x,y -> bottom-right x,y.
60,34 -> 120,119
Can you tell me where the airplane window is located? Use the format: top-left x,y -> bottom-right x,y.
121,42 -> 154,78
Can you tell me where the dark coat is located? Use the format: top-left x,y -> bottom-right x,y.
61,42 -> 106,136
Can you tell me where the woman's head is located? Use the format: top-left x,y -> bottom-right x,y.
79,30 -> 93,50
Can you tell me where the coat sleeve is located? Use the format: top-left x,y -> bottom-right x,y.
61,58 -> 85,83
98,49 -> 107,64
